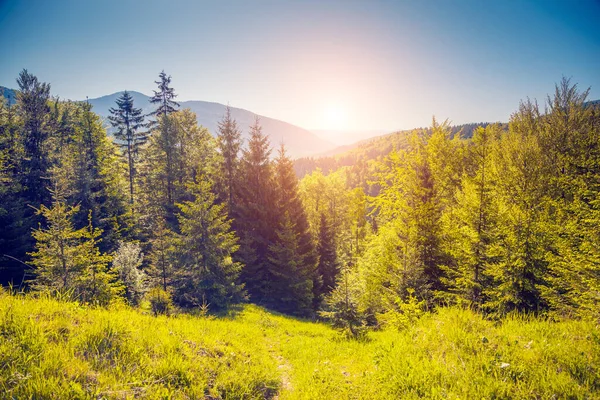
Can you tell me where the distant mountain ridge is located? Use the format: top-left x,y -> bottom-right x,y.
87,91 -> 336,158
0,86 -> 335,158
0,86 -> 16,105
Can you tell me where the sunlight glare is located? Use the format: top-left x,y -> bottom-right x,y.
322,103 -> 348,130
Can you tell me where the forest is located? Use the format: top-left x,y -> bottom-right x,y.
0,70 -> 599,397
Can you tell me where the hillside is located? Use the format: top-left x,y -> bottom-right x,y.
1,291 -> 598,399
86,91 -> 335,158
0,86 -> 16,105
295,122 -> 505,178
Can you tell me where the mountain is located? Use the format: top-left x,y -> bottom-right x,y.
0,86 -> 17,105
86,91 -> 335,158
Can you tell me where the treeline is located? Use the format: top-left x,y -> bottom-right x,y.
1,72 -> 598,326
294,122 -> 504,180
308,78 -> 600,334
0,70 -> 319,316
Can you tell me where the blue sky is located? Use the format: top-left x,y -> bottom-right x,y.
1,0 -> 599,131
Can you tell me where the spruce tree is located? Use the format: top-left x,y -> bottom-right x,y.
442,125 -> 500,307
484,103 -> 552,313
16,69 -> 51,205
29,188 -> 120,304
216,105 -> 241,212
140,72 -> 182,222
268,212 -> 313,315
108,91 -> 146,207
236,117 -> 277,303
149,70 -> 179,121
147,219 -> 177,291
315,212 -> 339,305
267,144 -> 317,314
174,178 -> 244,310
0,70 -> 50,286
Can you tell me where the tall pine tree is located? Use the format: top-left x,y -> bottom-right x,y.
108,91 -> 146,207
268,144 -> 317,315
216,105 -> 241,212
236,117 -> 277,304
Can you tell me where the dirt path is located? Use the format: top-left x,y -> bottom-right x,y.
268,342 -> 293,399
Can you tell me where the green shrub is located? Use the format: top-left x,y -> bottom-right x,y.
146,287 -> 173,316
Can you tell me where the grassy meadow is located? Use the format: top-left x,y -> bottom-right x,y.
1,290 -> 598,399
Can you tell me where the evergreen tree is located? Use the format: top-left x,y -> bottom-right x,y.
442,125 -> 500,306
29,188 -> 120,305
108,91 -> 146,207
314,212 -> 339,306
48,101 -> 130,254
138,108 -> 216,231
319,263 -> 368,339
267,144 -> 317,314
147,219 -> 177,291
216,105 -> 241,212
236,117 -> 277,303
0,70 -> 50,286
142,71 -> 181,221
174,178 -> 244,310
0,97 -> 25,285
149,70 -> 179,121
484,103 -> 552,313
268,212 -> 313,315
16,69 -> 51,205
539,79 -> 600,318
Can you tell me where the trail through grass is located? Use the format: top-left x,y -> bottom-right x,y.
1,291 -> 598,399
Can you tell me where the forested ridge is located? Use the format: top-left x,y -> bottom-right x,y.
1,70 -> 599,328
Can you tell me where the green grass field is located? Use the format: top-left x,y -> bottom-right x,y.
1,290 -> 598,399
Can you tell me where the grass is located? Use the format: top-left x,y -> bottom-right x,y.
1,290 -> 598,399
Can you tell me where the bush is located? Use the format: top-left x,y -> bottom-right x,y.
146,287 -> 173,316
379,289 -> 425,330
112,241 -> 146,305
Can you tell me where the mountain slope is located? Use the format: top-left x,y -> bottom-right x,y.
87,91 -> 335,158
294,122 -> 507,178
0,86 -> 17,105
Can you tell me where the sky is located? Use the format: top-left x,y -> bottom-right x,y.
1,0 -> 599,134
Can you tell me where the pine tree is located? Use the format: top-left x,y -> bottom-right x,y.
0,96 -> 25,285
147,219 -> 177,291
16,69 -> 51,205
174,178 -> 244,310
484,103 -> 552,313
442,125 -> 500,306
29,188 -> 120,304
236,117 -> 276,303
314,212 -> 339,305
216,105 -> 241,212
371,129 -> 449,304
108,91 -> 146,207
319,263 -> 368,339
138,108 -> 216,232
267,144 -> 317,314
47,101 -> 130,254
143,71 -> 181,218
0,70 -> 50,286
149,70 -> 179,121
268,212 -> 313,315
539,79 -> 600,318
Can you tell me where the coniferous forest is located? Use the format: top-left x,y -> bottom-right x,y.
1,70 -> 599,398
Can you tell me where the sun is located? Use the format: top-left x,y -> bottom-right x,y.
322,103 -> 348,130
